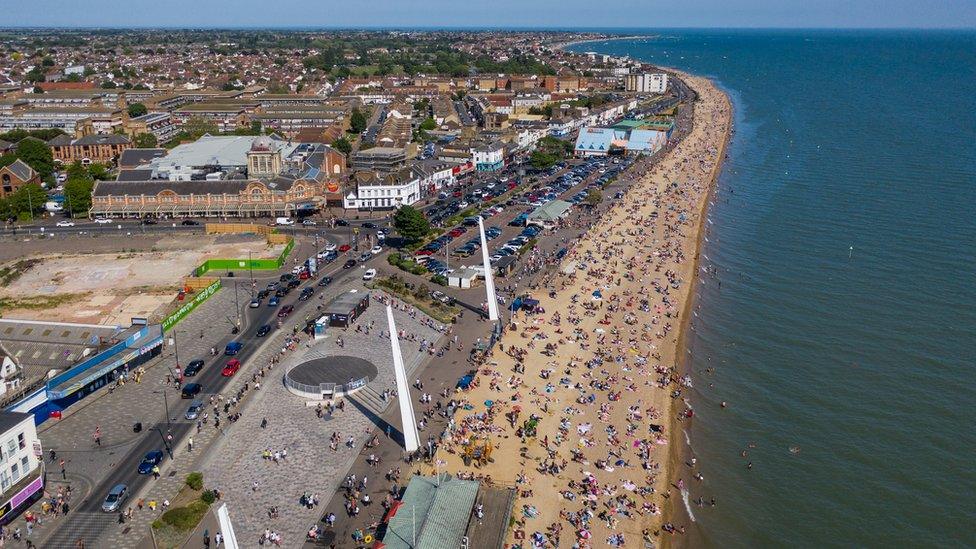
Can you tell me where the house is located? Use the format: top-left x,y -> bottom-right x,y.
0,411 -> 44,524
48,134 -> 132,165
343,168 -> 420,210
0,159 -> 40,199
526,199 -> 573,229
472,141 -> 505,171
413,158 -> 455,196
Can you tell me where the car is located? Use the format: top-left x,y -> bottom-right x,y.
277,305 -> 294,318
256,324 -> 272,337
181,383 -> 203,399
458,201 -> 469,208
302,219 -> 317,226
94,218 -> 111,224
266,281 -> 280,290
56,220 -> 75,227
286,278 -> 301,289
141,218 -> 157,225
431,291 -> 452,304
317,276 -> 333,287
222,359 -> 241,376
338,244 -> 351,253
185,400 -> 204,420
249,298 -> 261,308
299,287 -> 314,300
335,219 -> 349,226
224,341 -> 243,355
184,359 -> 204,377
137,450 -> 164,474
274,288 -> 288,298
343,259 -> 356,269
371,245 -> 383,255
323,243 -> 337,252
181,219 -> 199,226
268,296 -> 280,307
362,222 -> 377,229
298,270 -> 311,280
102,484 -> 129,512
256,289 -> 270,299
363,268 -> 377,281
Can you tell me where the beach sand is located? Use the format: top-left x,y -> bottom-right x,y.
427,73 -> 731,548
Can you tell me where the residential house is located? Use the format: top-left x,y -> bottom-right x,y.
0,159 -> 40,198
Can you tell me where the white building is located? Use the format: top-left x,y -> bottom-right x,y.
625,73 -> 668,94
472,141 -> 504,171
344,168 -> 420,210
0,411 -> 43,521
414,159 -> 455,195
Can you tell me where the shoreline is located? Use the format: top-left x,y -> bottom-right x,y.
428,64 -> 732,546
662,69 -> 733,548
554,34 -> 656,51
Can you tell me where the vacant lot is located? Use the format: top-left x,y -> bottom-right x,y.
0,234 -> 283,324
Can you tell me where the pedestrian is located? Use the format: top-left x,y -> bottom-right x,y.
188,437 -> 194,452
152,465 -> 160,480
203,528 -> 211,548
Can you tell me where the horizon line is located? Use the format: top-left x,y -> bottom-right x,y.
1,25 -> 974,31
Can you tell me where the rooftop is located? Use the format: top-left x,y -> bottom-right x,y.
382,475 -> 479,549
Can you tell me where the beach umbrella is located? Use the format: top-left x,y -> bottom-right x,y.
484,400 -> 494,408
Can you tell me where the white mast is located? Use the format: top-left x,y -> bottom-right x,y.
387,304 -> 420,453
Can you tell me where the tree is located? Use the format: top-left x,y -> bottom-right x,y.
6,183 -> 46,220
87,163 -> 111,181
100,80 -> 117,89
15,138 -> 54,179
530,150 -> 558,170
392,205 -> 430,243
331,136 -> 352,155
584,189 -> 602,207
349,107 -> 368,134
134,133 -> 158,148
65,160 -> 90,181
64,177 -> 94,216
419,117 -> 436,131
127,102 -> 148,118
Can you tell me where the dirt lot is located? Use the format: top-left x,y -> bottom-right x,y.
0,234 -> 284,325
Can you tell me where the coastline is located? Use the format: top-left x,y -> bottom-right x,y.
426,63 -> 732,546
554,35 -> 655,51
662,69 -> 733,548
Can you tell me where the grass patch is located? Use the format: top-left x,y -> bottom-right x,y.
0,292 -> 91,311
0,259 -> 40,286
159,500 -> 209,532
372,275 -> 458,324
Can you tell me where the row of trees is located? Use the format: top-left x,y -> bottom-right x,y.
530,136 -> 574,170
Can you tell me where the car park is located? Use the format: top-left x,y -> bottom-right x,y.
102,484 -> 128,512
184,359 -> 204,377
224,341 -> 243,355
137,450 -> 164,474
222,359 -> 241,376
256,324 -> 272,337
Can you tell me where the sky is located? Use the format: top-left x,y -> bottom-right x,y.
4,0 -> 975,29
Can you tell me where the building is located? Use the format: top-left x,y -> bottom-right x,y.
526,199 -> 573,229
413,159 -> 455,196
344,168 -> 420,210
472,141 -> 505,171
48,134 -> 132,165
0,412 -> 43,526
0,159 -> 40,199
118,148 -> 166,170
323,290 -> 370,328
90,136 -> 343,218
574,127 -> 621,157
350,147 -> 407,173
625,73 -> 668,94
124,112 -> 180,144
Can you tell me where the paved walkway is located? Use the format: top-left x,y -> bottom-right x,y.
198,281 -> 444,548
20,287 -> 240,548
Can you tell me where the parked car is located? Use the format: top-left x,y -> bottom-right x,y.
249,298 -> 261,308
181,219 -> 199,226
335,219 -> 349,226
222,359 -> 241,376
343,259 -> 356,269
268,296 -> 280,307
94,218 -> 112,224
317,276 -> 333,287
363,268 -> 377,281
371,245 -> 383,255
102,484 -> 129,512
338,244 -> 351,253
277,305 -> 294,318
184,360 -> 204,377
56,220 -> 75,227
181,383 -> 203,398
256,324 -> 272,337
184,400 -> 204,420
137,450 -> 164,474
299,287 -> 314,300
224,341 -> 243,356
362,222 -> 377,229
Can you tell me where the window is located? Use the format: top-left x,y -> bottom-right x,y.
0,470 -> 8,491
17,433 -> 25,450
20,456 -> 28,472
10,462 -> 18,482
6,440 -> 15,456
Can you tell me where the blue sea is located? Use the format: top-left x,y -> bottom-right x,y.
570,30 -> 976,547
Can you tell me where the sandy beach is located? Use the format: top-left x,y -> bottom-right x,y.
427,72 -> 731,547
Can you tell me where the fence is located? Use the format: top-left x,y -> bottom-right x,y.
205,223 -> 274,236
193,236 -> 295,275
161,279 -> 221,332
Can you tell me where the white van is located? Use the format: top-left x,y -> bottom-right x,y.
275,217 -> 295,226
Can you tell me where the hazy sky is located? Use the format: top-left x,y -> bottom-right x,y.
5,0 -> 975,29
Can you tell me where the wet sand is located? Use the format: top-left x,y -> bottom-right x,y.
429,73 -> 731,548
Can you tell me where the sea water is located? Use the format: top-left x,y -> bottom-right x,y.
570,30 -> 976,547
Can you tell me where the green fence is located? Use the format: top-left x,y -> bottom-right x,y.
194,237 -> 295,276
162,280 -> 221,332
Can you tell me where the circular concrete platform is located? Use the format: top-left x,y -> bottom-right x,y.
285,355 -> 378,398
